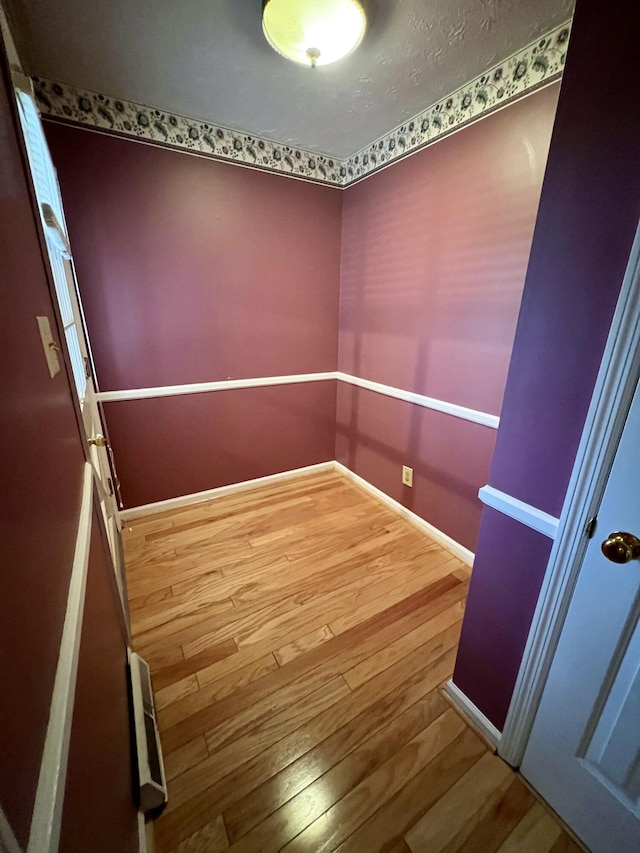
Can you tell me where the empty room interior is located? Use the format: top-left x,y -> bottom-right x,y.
2,1 -> 640,852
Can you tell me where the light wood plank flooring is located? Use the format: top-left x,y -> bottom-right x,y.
123,470 -> 581,853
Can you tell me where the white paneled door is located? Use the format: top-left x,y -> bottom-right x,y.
522,375 -> 640,852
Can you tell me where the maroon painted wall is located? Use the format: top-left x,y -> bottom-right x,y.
103,382 -> 337,507
0,38 -> 137,848
453,0 -> 640,729
1,48 -> 81,844
337,84 -> 560,550
59,517 -> 138,853
45,125 -> 342,507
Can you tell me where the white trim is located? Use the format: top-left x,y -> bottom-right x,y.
95,371 -> 499,430
478,485 -> 559,539
121,459 -> 474,567
95,373 -> 336,402
0,807 -> 22,853
336,373 -> 500,428
28,464 -> 93,853
499,218 -> 640,768
334,461 -> 474,566
137,812 -> 147,853
443,680 -> 502,749
120,462 -> 336,520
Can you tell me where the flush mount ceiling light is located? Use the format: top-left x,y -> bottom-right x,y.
262,0 -> 367,68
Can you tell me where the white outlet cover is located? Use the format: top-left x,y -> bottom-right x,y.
36,315 -> 61,378
402,465 -> 413,487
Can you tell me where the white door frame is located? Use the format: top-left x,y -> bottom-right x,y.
499,217 -> 640,767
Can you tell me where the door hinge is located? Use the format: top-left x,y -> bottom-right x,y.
585,516 -> 598,539
107,477 -> 114,497
84,356 -> 92,380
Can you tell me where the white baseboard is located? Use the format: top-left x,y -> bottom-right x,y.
443,679 -> 502,749
334,462 -> 474,566
120,461 -> 336,521
121,460 -> 476,570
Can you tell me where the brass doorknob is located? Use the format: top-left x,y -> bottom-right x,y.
88,434 -> 107,447
601,531 -> 640,564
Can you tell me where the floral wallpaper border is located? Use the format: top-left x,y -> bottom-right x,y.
342,21 -> 570,185
31,20 -> 570,189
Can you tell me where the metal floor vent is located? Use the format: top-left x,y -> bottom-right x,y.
128,649 -> 168,812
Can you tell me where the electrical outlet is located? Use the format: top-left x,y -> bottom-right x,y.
402,465 -> 413,487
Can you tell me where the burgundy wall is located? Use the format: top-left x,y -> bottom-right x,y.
337,84 -> 559,549
336,384 -> 497,552
59,516 -> 138,853
0,40 -> 137,849
104,382 -> 337,507
453,0 -> 640,729
0,46 -> 84,845
45,124 -> 342,507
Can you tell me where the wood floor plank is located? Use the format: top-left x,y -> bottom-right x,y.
282,519 -> 429,566
548,834 -> 585,853
147,493 -> 315,545
194,575 -> 465,695
160,653 -> 279,730
174,539 -> 449,661
132,575 -> 243,628
129,585 -> 173,611
496,802 -> 563,852
223,688 -> 449,847
230,561 -> 460,654
162,611 -> 460,755
127,564 -> 224,600
122,515 -> 176,539
343,600 -> 464,690
280,708 -> 467,853
203,670 -> 351,754
331,728 -> 487,853
151,638 -> 238,692
144,643 -> 184,672
171,553 -> 288,599
155,674 -> 199,712
164,736 -> 209,783
404,750 -> 512,852
154,649 -> 456,852
325,555 -> 461,638
444,777 -> 535,853
388,840 -> 413,853
273,625 -> 335,666
244,497 -> 379,547
171,814 -> 228,853
123,473 -> 575,853
195,651 -> 279,701
226,653 -> 455,845
167,676 -> 352,812
131,593 -> 235,644
228,524 -> 409,607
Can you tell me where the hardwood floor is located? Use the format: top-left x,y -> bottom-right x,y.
123,470 -> 582,853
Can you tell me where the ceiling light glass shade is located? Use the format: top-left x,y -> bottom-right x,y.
262,0 -> 366,68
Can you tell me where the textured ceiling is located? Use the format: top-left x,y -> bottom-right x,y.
5,0 -> 574,159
